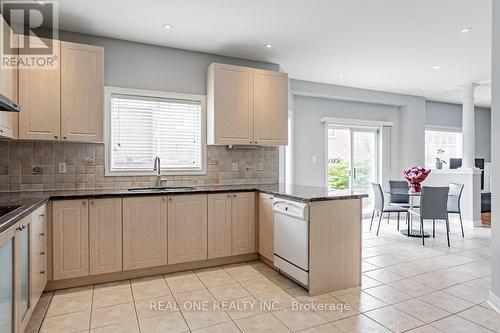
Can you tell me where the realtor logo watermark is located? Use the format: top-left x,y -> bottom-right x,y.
1,0 -> 59,69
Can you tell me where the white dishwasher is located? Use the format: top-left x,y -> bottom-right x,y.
273,198 -> 309,286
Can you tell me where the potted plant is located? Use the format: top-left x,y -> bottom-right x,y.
403,167 -> 431,192
435,149 -> 446,169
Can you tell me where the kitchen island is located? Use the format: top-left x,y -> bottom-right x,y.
0,184 -> 366,296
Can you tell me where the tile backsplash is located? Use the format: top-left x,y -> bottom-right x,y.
0,140 -> 278,192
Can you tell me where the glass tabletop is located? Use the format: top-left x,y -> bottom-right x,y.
384,189 -> 421,196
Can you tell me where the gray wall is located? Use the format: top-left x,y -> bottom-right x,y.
426,101 -> 492,162
490,0 -> 500,309
58,31 -> 278,95
293,95 -> 400,187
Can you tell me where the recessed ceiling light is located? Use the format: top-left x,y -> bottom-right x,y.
265,44 -> 272,48
339,73 -> 345,77
432,65 -> 442,70
421,86 -> 427,90
461,27 -> 472,33
162,24 -> 172,30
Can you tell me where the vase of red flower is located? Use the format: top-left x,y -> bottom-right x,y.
403,167 -> 431,193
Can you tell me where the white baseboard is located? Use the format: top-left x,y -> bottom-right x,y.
488,291 -> 500,314
462,219 -> 483,227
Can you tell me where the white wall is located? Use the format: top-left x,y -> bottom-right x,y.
290,79 -> 426,187
426,101 -> 492,162
58,30 -> 278,95
490,0 -> 500,313
293,95 -> 400,187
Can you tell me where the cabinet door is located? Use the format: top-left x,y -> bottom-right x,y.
208,63 -> 254,145
253,70 -> 288,146
123,196 -> 167,270
61,41 -> 104,142
30,205 -> 47,308
258,193 -> 274,261
0,18 -> 18,139
207,193 -> 232,259
231,192 -> 256,255
90,198 -> 122,275
168,195 -> 208,264
0,235 -> 14,333
52,200 -> 89,280
18,38 -> 61,140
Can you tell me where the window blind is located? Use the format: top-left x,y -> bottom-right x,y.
110,93 -> 202,171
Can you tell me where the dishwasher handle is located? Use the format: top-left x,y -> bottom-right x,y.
273,199 -> 309,220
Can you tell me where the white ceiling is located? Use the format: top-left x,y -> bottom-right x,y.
57,0 -> 492,107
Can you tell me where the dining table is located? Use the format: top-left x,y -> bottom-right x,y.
384,189 -> 430,238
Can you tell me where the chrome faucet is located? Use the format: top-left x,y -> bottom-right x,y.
153,156 -> 163,187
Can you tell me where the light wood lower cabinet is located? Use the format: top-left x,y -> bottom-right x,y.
123,196 -> 168,270
258,193 -> 274,261
231,192 -> 256,255
52,200 -> 89,280
30,205 -> 47,307
207,193 -> 233,259
168,195 -> 208,264
89,198 -> 122,275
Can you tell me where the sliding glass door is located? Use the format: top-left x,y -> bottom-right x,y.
327,125 -> 379,212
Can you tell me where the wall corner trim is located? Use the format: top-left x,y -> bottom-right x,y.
488,291 -> 500,314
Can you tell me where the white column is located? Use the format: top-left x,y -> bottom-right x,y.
461,83 -> 479,169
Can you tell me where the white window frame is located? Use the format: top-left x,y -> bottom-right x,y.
424,125 -> 463,169
104,86 -> 207,176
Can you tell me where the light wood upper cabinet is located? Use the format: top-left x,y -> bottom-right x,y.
52,200 -> 89,280
231,192 -> 256,255
253,70 -> 288,146
89,198 -> 122,275
207,63 -> 254,145
207,63 -> 288,146
0,18 -> 18,139
19,38 -> 61,140
61,41 -> 104,142
258,193 -> 274,261
168,194 -> 208,264
123,196 -> 167,270
30,205 -> 47,307
207,193 -> 232,259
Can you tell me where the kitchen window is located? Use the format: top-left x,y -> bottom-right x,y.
105,87 -> 206,175
425,128 -> 463,169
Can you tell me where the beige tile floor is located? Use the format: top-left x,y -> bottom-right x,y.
28,216 -> 500,333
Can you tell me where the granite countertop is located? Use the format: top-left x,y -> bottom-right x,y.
0,184 -> 367,233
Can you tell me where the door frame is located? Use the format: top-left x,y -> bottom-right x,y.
324,124 -> 380,193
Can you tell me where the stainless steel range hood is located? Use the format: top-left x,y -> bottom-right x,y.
0,93 -> 20,112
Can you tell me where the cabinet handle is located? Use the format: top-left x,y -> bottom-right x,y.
54,135 -> 58,139
16,225 -> 26,231
254,141 -> 258,144
39,214 -> 45,218
40,233 -> 45,237
162,197 -> 166,201
63,136 -> 67,139
40,271 -> 45,275
169,198 -> 172,202
82,201 -> 86,205
249,141 -> 253,144
227,194 -> 231,198
40,252 -> 45,255
233,194 -> 237,198
270,197 -> 274,200
90,201 -> 94,205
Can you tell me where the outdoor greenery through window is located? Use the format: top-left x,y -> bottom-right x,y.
425,129 -> 462,169
107,89 -> 204,174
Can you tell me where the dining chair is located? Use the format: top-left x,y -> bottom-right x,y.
370,183 -> 408,236
388,180 -> 410,226
408,186 -> 450,246
447,183 -> 465,238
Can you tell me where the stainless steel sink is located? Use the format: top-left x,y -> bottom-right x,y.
127,187 -> 196,193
